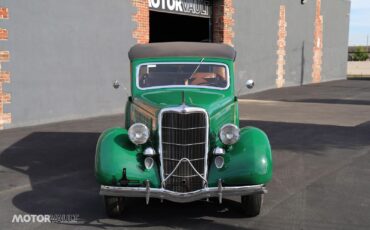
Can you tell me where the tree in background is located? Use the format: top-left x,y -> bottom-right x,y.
352,46 -> 369,61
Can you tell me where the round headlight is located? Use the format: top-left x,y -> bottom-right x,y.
219,124 -> 240,145
128,123 -> 149,145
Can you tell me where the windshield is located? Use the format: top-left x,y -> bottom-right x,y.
137,63 -> 229,89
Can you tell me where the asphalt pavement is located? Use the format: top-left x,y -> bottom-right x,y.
0,80 -> 369,230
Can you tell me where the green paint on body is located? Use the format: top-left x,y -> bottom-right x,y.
95,56 -> 272,189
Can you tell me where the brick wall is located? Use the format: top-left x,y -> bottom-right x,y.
213,0 -> 235,46
276,5 -> 287,88
131,0 -> 234,46
0,5 -> 10,130
0,7 -> 8,19
0,28 -> 8,40
132,0 -> 149,44
312,0 -> 323,83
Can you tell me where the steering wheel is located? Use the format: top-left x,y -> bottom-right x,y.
196,75 -> 225,87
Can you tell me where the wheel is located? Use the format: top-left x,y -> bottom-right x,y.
104,196 -> 126,218
241,194 -> 263,217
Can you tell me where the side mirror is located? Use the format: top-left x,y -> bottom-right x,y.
113,80 -> 120,89
245,79 -> 255,89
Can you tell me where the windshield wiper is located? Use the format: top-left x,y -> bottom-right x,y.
187,57 -> 205,81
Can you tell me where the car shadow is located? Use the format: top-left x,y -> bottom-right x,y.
0,132 -> 254,230
1,118 -> 369,229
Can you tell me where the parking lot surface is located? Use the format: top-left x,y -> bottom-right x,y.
1,80 -> 369,229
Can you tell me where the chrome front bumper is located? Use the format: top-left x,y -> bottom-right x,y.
100,181 -> 267,204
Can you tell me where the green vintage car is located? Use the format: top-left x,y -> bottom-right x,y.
95,42 -> 272,217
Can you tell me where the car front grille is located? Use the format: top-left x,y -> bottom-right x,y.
160,109 -> 208,193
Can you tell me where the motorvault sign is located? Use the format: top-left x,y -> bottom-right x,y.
149,0 -> 212,18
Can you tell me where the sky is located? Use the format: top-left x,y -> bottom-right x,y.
349,0 -> 370,45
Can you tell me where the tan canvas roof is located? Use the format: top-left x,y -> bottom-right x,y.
128,42 -> 236,61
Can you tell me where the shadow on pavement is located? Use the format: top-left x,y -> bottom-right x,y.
280,98 -> 370,106
241,80 -> 370,105
0,132 -> 102,220
0,132 -> 254,229
241,119 -> 370,154
1,117 -> 369,229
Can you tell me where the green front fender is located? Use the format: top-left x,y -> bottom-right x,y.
208,127 -> 273,187
95,128 -> 161,188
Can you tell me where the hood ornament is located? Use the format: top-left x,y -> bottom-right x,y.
181,91 -> 187,113
181,91 -> 185,105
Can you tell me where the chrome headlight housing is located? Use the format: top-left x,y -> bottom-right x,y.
128,123 -> 149,145
219,124 -> 240,145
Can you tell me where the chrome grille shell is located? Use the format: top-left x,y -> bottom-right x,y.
158,105 -> 209,193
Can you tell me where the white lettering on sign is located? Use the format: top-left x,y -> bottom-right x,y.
150,0 -> 160,8
149,0 -> 211,18
176,0 -> 183,11
167,0 -> 176,11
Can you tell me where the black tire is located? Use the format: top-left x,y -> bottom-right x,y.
104,196 -> 126,218
241,194 -> 263,217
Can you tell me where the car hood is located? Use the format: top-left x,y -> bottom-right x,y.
134,89 -> 235,117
